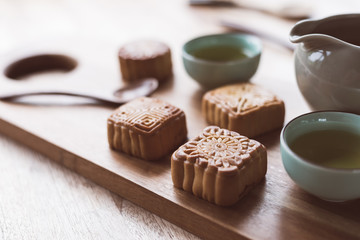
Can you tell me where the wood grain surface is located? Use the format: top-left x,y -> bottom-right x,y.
0,134 -> 198,240
1,0 -> 360,239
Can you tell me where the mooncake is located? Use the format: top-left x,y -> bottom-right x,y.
171,126 -> 267,206
118,40 -> 172,83
202,83 -> 285,138
108,97 -> 187,161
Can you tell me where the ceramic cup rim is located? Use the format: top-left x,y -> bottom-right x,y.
182,33 -> 262,66
280,111 -> 360,173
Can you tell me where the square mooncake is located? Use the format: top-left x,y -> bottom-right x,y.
171,126 -> 267,206
202,83 -> 285,138
108,97 -> 187,161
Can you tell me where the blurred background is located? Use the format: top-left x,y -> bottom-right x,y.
1,0 -> 358,53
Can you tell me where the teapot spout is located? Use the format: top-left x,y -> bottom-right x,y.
289,17 -> 346,50
290,14 -> 360,48
290,19 -> 318,43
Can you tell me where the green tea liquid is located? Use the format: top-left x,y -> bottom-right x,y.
290,129 -> 360,169
191,45 -> 248,62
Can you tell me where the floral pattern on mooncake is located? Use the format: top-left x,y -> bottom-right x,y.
171,126 -> 267,206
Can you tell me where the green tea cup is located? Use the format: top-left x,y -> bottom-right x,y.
182,33 -> 262,89
280,111 -> 360,202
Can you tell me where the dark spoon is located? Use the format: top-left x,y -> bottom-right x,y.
189,0 -> 312,21
0,78 -> 159,107
220,20 -> 295,51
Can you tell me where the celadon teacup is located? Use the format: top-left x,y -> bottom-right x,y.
182,33 -> 262,89
280,111 -> 360,202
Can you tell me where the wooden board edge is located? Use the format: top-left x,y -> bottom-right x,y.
0,118 -> 251,240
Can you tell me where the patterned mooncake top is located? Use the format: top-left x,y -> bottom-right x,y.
108,97 -> 183,134
118,40 -> 170,60
204,83 -> 281,114
173,126 -> 263,171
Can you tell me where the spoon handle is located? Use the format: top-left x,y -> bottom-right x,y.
232,0 -> 311,20
0,78 -> 159,107
220,20 -> 295,51
0,90 -> 121,106
189,0 -> 311,20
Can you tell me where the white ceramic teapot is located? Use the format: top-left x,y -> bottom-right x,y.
290,14 -> 360,113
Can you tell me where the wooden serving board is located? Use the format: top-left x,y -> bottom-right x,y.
1,4 -> 360,239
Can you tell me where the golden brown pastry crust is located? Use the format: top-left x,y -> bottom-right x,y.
108,97 -> 187,161
171,126 -> 267,206
118,40 -> 172,83
202,83 -> 285,138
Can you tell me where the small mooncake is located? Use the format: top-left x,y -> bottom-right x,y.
118,40 -> 172,83
202,83 -> 285,138
108,97 -> 187,161
171,126 -> 267,206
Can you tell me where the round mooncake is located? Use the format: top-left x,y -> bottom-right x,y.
118,40 -> 172,83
